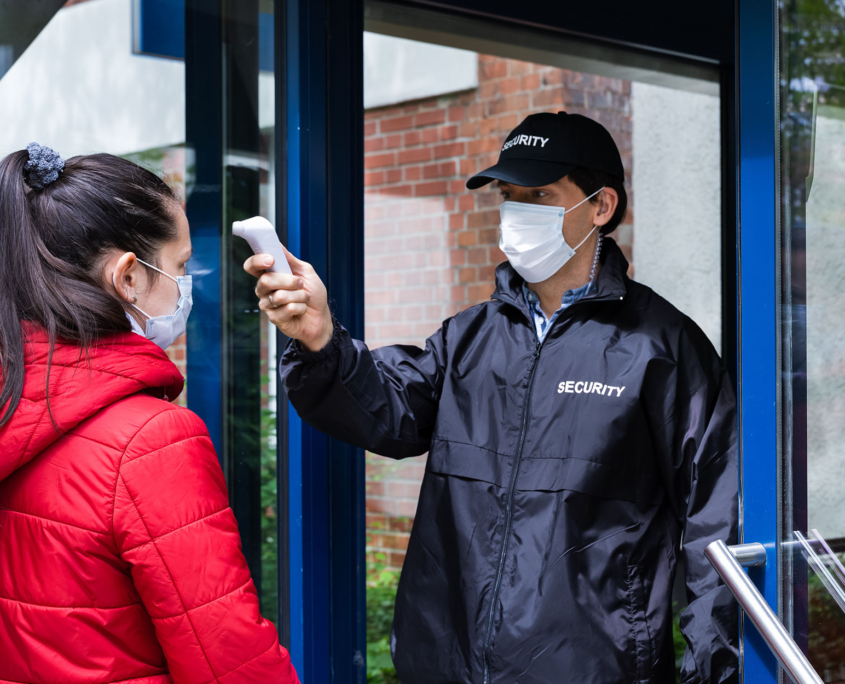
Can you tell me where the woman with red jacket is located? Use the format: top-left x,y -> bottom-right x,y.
0,144 -> 299,684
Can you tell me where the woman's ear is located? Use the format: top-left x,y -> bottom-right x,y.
593,188 -> 619,227
111,252 -> 139,304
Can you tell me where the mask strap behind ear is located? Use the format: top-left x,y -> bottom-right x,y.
566,186 -> 606,214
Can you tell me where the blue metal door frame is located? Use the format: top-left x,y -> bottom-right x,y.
280,0 -> 367,681
737,0 -> 780,681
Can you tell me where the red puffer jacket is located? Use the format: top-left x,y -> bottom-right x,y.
0,325 -> 299,684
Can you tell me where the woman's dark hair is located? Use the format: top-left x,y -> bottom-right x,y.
0,149 -> 179,427
568,167 -> 628,235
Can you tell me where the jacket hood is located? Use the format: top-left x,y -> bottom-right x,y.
491,236 -> 629,310
0,324 -> 184,483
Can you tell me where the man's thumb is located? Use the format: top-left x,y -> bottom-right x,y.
281,244 -> 311,274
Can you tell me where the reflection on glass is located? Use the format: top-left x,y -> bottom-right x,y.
780,0 -> 845,678
362,28 -> 721,683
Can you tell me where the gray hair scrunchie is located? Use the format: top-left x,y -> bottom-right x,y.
23,142 -> 65,190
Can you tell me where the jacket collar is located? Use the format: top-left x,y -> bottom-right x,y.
491,237 -> 629,314
0,325 -> 183,483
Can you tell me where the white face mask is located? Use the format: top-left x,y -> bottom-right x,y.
499,187 -> 605,283
113,259 -> 193,350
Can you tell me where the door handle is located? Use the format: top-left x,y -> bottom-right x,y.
705,539 -> 823,684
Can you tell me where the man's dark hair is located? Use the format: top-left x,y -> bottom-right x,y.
568,167 -> 628,236
0,150 -> 178,427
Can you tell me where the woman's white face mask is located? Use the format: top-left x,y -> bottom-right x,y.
499,187 -> 604,283
113,259 -> 193,350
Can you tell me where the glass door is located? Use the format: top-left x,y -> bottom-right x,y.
720,0 -> 845,682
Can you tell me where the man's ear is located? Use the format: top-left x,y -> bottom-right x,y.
593,188 -> 619,227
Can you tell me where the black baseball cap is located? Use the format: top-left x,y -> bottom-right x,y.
466,111 -> 624,190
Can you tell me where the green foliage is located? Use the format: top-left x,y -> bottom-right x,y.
672,602 -> 686,682
367,565 -> 400,684
807,559 -> 845,673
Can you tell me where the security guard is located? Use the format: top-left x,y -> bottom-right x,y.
246,111 -> 738,684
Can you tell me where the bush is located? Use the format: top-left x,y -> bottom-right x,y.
367,566 -> 401,684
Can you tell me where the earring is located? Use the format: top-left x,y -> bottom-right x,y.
132,296 -> 137,303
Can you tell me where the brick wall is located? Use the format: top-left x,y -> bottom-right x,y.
364,54 -> 634,571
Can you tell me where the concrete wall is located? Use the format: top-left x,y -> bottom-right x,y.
631,82 -> 722,354
804,111 -> 845,539
0,0 -> 274,159
364,32 -> 478,110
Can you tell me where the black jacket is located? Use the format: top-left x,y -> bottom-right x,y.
281,239 -> 739,684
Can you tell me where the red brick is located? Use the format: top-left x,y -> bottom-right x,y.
450,250 -> 466,266
459,267 -> 477,283
365,152 -> 396,169
468,247 -> 487,264
467,137 -> 501,156
382,534 -> 409,551
532,88 -> 566,108
414,181 -> 448,196
486,93 -> 530,116
468,209 -> 500,229
449,180 -> 466,194
389,517 -> 414,533
468,283 -> 494,301
458,231 -> 478,247
381,114 -> 415,132
480,59 -> 507,79
384,133 -> 403,149
509,60 -> 533,75
364,171 -> 384,186
498,77 -> 521,95
405,165 -> 421,181
386,168 -> 402,183
404,130 -> 421,146
387,184 -> 413,197
364,121 -> 377,136
459,159 -> 476,177
520,73 -> 541,90
448,106 -> 465,122
459,122 -> 476,138
441,125 -> 459,140
364,137 -> 384,153
450,285 -> 467,301
434,142 -> 466,159
415,109 -> 447,127
459,194 -> 474,212
366,481 -> 385,496
422,127 -> 439,144
389,551 -> 407,568
397,147 -> 432,165
449,213 -> 464,231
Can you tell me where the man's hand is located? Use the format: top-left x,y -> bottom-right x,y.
244,246 -> 334,352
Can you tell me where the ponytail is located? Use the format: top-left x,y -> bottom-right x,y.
0,147 -> 178,427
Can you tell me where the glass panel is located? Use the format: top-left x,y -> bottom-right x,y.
780,0 -> 845,678
0,0 -> 280,627
219,0 -> 280,624
362,12 -> 722,682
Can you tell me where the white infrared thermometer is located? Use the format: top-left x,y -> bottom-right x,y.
232,216 -> 293,275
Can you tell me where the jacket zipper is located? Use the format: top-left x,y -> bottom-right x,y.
480,292 -> 624,683
481,336 -> 545,684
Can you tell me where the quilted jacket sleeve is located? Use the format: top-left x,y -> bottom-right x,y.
112,405 -> 298,684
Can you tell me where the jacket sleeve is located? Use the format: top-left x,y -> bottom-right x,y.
112,407 -> 299,684
279,318 -> 447,458
648,329 -> 739,684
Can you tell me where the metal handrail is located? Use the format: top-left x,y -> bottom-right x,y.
705,539 -> 823,684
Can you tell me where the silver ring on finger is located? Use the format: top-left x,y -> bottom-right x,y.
268,292 -> 276,307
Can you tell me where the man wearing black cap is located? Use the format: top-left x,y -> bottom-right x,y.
246,111 -> 738,684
